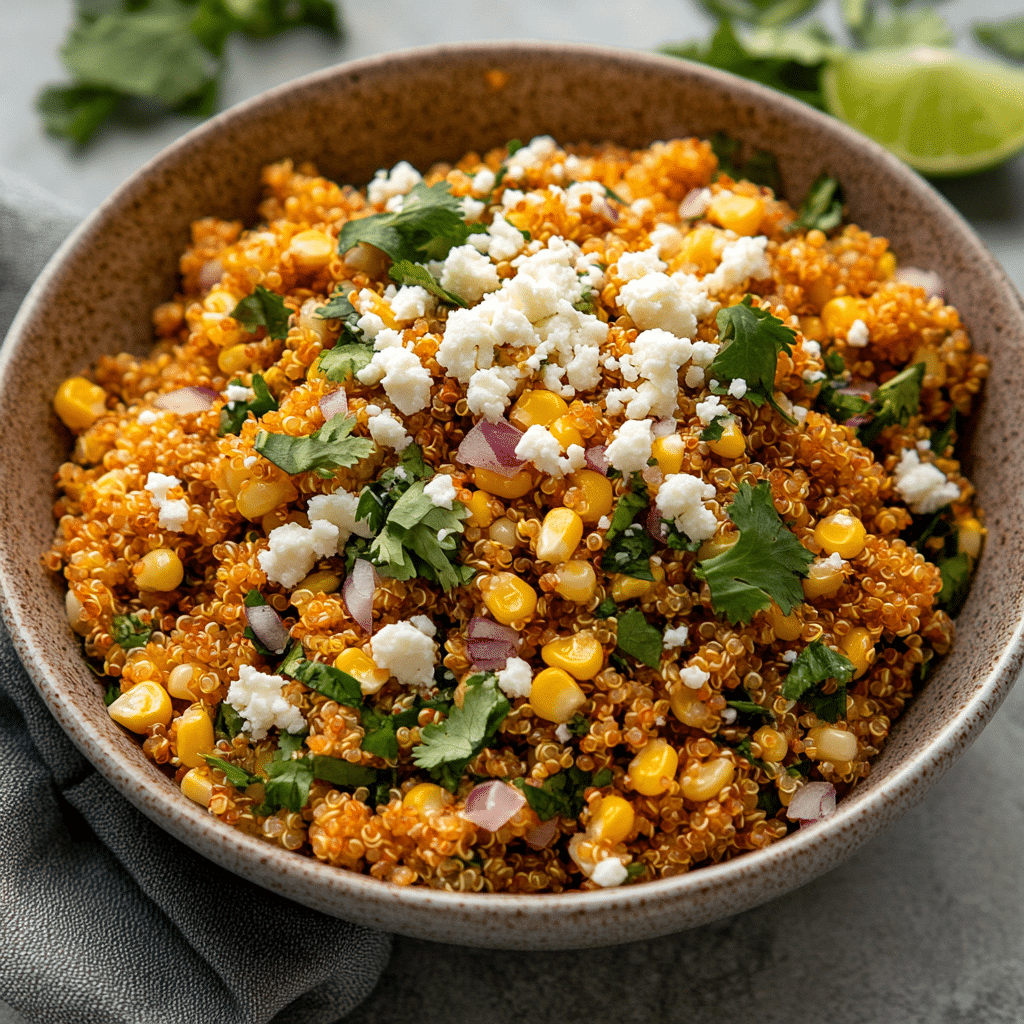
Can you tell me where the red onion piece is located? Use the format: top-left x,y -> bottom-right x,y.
525,819 -> 558,850
584,445 -> 609,475
198,258 -> 224,291
467,616 -> 519,642
456,418 -> 525,478
319,389 -> 349,422
787,782 -> 836,824
679,187 -> 711,219
464,780 -> 526,832
154,386 -> 218,415
343,558 -> 377,634
245,604 -> 289,655
466,618 -> 520,671
646,504 -> 668,543
894,266 -> 944,298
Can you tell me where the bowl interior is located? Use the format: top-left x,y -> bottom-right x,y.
3,42 -> 1023,949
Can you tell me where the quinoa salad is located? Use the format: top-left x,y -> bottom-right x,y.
47,136 -> 989,892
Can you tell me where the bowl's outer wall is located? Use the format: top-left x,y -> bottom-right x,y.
2,43 -> 1023,949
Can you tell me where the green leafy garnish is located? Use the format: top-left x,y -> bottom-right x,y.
726,699 -> 774,720
734,737 -> 775,773
515,765 -> 599,821
615,608 -> 664,669
856,363 -> 925,444
709,296 -> 798,423
974,16 -> 1024,61
389,260 -> 468,307
202,754 -> 258,790
930,409 -> 956,458
625,862 -> 647,881
937,552 -> 972,617
214,700 -> 244,740
275,730 -> 306,760
111,612 -> 151,650
695,481 -> 814,623
319,344 -> 375,382
757,787 -> 783,816
780,639 -> 855,722
230,285 -> 291,340
290,659 -> 363,709
567,713 -> 591,737
794,172 -> 844,231
219,373 -> 278,435
37,85 -> 121,147
311,755 -> 379,789
594,598 -> 618,619
700,418 -> 726,442
277,640 -> 305,678
254,413 -> 374,478
819,381 -> 871,425
601,486 -> 655,581
315,287 -> 365,338
492,139 -> 523,191
592,767 -> 613,788
708,130 -> 783,190
359,707 -> 400,761
261,756 -> 314,814
103,680 -> 121,706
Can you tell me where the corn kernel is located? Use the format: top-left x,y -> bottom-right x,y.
236,476 -> 299,520
876,251 -> 897,279
839,626 -> 874,679
680,758 -> 735,802
467,490 -> 495,528
135,548 -> 184,591
679,225 -> 718,272
65,591 -> 90,636
570,470 -> 614,523
176,704 -> 215,768
530,667 -> 586,723
488,517 -> 517,547
483,573 -> 537,625
167,663 -> 203,701
474,466 -> 534,499
802,560 -> 844,600
821,296 -> 864,336
807,725 -> 858,762
707,420 -> 745,459
536,507 -> 584,564
628,739 -> 679,796
651,434 -> 685,476
180,767 -> 213,806
588,795 -> 634,844
509,389 -> 569,430
799,315 -> 826,343
754,725 -> 788,762
670,689 -> 708,727
767,602 -> 803,641
403,782 -> 448,816
958,517 -> 985,560
554,560 -> 597,603
814,511 -> 867,560
549,414 -> 584,451
54,376 -> 107,430
335,647 -> 390,694
360,291 -> 398,329
108,680 -> 172,733
218,343 -> 252,374
541,631 -> 604,681
708,193 -> 764,236
610,563 -> 665,602
697,533 -> 738,561
296,570 -> 341,595
289,229 -> 334,270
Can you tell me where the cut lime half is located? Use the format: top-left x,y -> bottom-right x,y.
822,46 -> 1024,176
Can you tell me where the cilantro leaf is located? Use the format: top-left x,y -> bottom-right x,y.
567,713 -> 591,737
592,767 -> 613,788
515,765 -> 595,821
780,639 -> 854,723
219,373 -> 278,435
315,288 -> 364,340
601,486 -> 655,581
709,296 -> 797,423
937,551 -> 972,617
930,409 -> 957,458
726,699 -> 774,720
662,521 -> 701,552
695,481 -> 813,623
794,172 -> 843,232
974,16 -> 1024,60
311,755 -> 379,788
389,260 -> 468,307
277,640 -> 305,678
230,285 -> 291,340
819,382 -> 870,424
214,700 -> 245,740
103,679 -> 121,707
615,608 -> 663,669
36,84 -> 121,147
275,730 -> 306,760
734,737 -> 774,773
625,862 -> 647,882
255,413 -> 374,477
262,756 -> 314,814
319,343 -> 375,382
700,418 -> 726,442
707,131 -> 783,191
594,598 -> 618,619
290,659 -> 363,709
112,612 -> 151,650
202,754 -> 259,789
360,707 -> 399,761
757,787 -> 782,816
856,363 -> 925,445
694,0 -> 822,28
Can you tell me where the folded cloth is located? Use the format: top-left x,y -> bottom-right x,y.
0,169 -> 390,1024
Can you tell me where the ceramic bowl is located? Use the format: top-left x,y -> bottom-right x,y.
3,42 -> 1022,950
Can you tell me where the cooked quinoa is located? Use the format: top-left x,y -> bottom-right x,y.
46,136 -> 989,892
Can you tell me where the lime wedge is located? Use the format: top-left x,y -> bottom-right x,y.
821,46 -> 1024,176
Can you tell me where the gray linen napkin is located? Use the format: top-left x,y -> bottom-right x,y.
0,169 -> 391,1024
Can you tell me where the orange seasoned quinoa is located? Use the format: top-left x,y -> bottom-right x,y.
46,136 -> 989,892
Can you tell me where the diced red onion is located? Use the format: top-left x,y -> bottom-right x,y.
584,445 -> 609,475
679,187 -> 711,219
466,616 -> 520,670
464,780 -> 526,832
198,258 -> 224,291
787,782 -> 836,824
894,266 -> 945,298
467,616 -> 519,642
343,558 -> 377,634
525,819 -> 559,850
154,386 -> 218,415
646,504 -> 668,542
456,418 -> 525,478
245,604 -> 290,655
319,389 -> 348,422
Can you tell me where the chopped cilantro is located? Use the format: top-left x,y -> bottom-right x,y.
706,130 -> 784,190
574,279 -> 596,315
709,296 -> 798,423
615,608 -> 663,669
103,680 -> 121,706
734,737 -> 774,774
625,862 -> 647,881
930,409 -> 957,458
275,730 -> 306,760
319,343 -> 375,382
594,598 -> 618,619
261,756 -> 314,814
277,640 -> 305,678
757,787 -> 782,816
856,363 -> 925,445
823,350 -> 846,377
360,707 -> 400,761
780,639 -> 854,723
314,288 -> 364,340
726,699 -> 774,720
695,481 -> 813,623
592,767 -> 613,787
600,486 -> 655,581
290,659 -> 363,709
214,701 -> 244,741
243,589 -> 265,608
111,612 -> 151,650
254,413 -> 374,478
700,418 -> 726,442
819,381 -> 870,425
937,552 -> 972,617
567,713 -> 591,737
794,172 -> 844,232
37,85 -> 121,148
311,755 -> 379,789
219,373 -> 278,435
230,285 -> 291,340
515,765 -> 596,821
662,521 -> 700,553
389,260 -> 468,307
202,754 -> 258,790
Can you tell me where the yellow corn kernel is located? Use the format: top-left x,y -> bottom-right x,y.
814,511 -> 867,560
474,466 -> 534,499
93,469 -> 128,497
839,626 -> 874,679
482,573 -> 537,625
754,725 -> 789,762
958,517 -> 985,560
679,225 -> 718,272
65,591 -> 90,636
588,795 -> 634,844
610,563 -> 665,602
217,343 -> 252,374
108,680 -> 172,733
289,229 -> 334,270
799,315 -> 826,343
180,767 -> 214,807
360,291 -> 397,329
167,663 -> 203,701
334,647 -> 390,693
554,560 -> 597,603
697,533 -> 738,561
488,517 -> 517,547
466,490 -> 495,528
807,725 -> 858,762
509,389 -> 569,431
549,415 -> 584,451
651,434 -> 685,476
570,470 -> 614,524
628,739 -> 679,796
707,420 -> 745,459
135,548 -> 184,591
176,704 -> 215,768
536,507 -> 584,564
876,251 -> 897,279
767,602 -> 803,642
680,758 -> 735,802
297,570 -> 341,595
670,689 -> 708,727
530,667 -> 586,723
541,631 -> 604,681
402,782 -> 448,816
802,560 -> 844,600
821,296 -> 865,336
912,345 -> 945,384
708,193 -> 764,236
54,376 -> 107,430
236,476 -> 299,520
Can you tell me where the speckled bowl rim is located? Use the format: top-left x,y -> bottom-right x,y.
3,41 -> 1023,950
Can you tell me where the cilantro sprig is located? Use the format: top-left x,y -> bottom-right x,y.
615,608 -> 664,669
601,485 -> 655,581
389,260 -> 468,307
780,639 -> 855,722
219,373 -> 278,436
111,612 -> 151,650
230,285 -> 291,340
794,172 -> 844,232
514,764 -> 612,821
254,413 -> 374,478
855,363 -> 925,444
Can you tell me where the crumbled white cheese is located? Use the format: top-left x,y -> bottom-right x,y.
802,369 -> 827,383
617,247 -> 667,282
410,615 -> 437,637
367,161 -> 422,206
227,665 -> 305,740
505,136 -> 557,180
466,367 -> 513,422
440,244 -> 500,303
307,491 -> 372,547
616,271 -> 715,339
357,346 -> 432,415
822,552 -> 846,570
243,456 -> 256,468
591,857 -> 628,888
471,167 -> 496,195
515,424 -> 568,477
782,650 -> 798,664
916,439 -> 932,452
389,285 -> 432,322
614,328 -> 697,419
606,419 -> 654,476
563,180 -> 615,220
423,473 -> 458,509
703,235 -> 771,294
487,213 -> 527,262
721,708 -> 738,724
802,339 -> 822,359
597,515 -> 611,531
893,448 -> 960,514
157,499 -> 189,532
258,519 -> 339,589
370,620 -> 438,688
225,384 -> 254,403
695,395 -> 726,426
138,409 -> 158,425
372,330 -> 402,351
367,409 -> 412,451
145,472 -> 180,504
648,222 -> 685,259
655,473 -> 718,543
462,197 -> 486,222
680,665 -> 710,689
496,656 -> 533,699
728,378 -> 748,399
690,340 -> 720,368
555,723 -> 572,743
847,319 -> 870,347
684,366 -> 705,389
662,625 -> 689,649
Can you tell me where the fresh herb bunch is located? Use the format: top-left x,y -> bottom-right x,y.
39,0 -> 343,147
